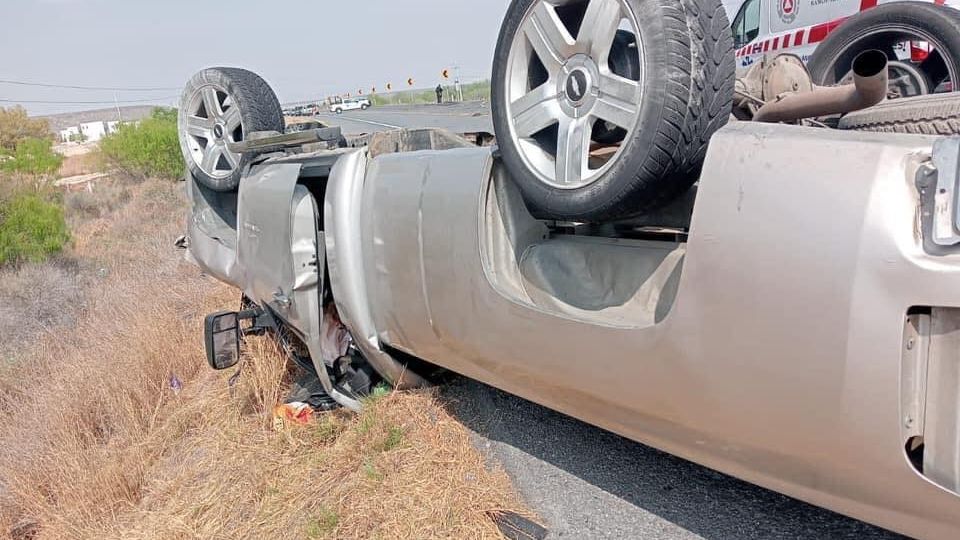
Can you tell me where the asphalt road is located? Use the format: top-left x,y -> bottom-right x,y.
443,378 -> 906,540
314,102 -> 493,136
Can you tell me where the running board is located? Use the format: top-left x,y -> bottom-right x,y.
227,126 -> 343,154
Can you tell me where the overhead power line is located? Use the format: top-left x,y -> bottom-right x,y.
0,96 -> 178,104
0,79 -> 181,91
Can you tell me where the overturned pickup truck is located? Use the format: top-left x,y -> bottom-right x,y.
179,0 -> 960,537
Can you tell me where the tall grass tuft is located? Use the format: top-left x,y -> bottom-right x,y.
99,107 -> 183,180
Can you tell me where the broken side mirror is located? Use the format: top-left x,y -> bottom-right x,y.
204,311 -> 241,370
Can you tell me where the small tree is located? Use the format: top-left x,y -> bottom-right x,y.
0,106 -> 52,154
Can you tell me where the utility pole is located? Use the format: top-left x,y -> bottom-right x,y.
455,64 -> 463,102
113,92 -> 123,122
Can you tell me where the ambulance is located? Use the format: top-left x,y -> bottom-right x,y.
730,0 -> 960,96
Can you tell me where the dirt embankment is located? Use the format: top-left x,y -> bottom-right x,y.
0,173 -> 530,539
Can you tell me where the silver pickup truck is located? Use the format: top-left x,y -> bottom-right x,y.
179,0 -> 960,536
185,117 -> 960,538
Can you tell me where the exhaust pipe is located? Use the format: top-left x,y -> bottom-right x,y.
753,49 -> 888,123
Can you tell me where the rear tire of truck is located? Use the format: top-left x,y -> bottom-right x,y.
807,3 -> 960,97
178,67 -> 284,192
838,92 -> 960,134
490,0 -> 735,221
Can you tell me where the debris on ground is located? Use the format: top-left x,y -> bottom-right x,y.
273,401 -> 315,429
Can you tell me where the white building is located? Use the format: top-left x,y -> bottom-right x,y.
58,126 -> 81,143
79,121 -> 108,142
58,120 -> 127,144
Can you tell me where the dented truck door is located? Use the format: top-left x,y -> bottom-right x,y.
236,164 -> 325,368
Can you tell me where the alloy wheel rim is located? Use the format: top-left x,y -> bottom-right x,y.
505,0 -> 644,190
183,84 -> 243,178
838,60 -> 931,97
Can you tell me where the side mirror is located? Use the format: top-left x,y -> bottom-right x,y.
204,311 -> 241,370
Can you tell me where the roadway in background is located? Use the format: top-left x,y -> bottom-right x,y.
313,101 -> 493,135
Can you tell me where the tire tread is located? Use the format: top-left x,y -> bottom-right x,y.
839,93 -> 960,134
177,67 -> 284,192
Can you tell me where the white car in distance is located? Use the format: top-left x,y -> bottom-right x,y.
329,97 -> 371,114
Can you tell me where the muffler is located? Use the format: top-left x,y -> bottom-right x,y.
753,49 -> 888,123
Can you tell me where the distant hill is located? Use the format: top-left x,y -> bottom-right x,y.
41,105 -> 162,132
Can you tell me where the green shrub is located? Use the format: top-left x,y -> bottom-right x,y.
0,190 -> 70,265
1,138 -> 62,175
150,107 -> 178,124
99,108 -> 182,180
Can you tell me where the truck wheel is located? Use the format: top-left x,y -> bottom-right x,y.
336,108 -> 343,114
491,0 -> 734,221
838,92 -> 960,134
178,67 -> 284,192
807,2 -> 960,97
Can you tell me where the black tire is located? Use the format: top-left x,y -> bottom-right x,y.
807,3 -> 960,91
491,0 -> 735,221
361,104 -> 369,110
838,93 -> 960,134
178,67 -> 284,192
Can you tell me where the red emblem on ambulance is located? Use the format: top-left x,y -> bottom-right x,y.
778,0 -> 798,23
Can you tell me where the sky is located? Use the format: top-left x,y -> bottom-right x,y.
723,0 -> 746,24
0,0 -> 513,115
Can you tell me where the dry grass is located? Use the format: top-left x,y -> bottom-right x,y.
0,258 -> 86,364
63,178 -> 134,226
58,152 -> 103,178
0,176 -> 529,539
